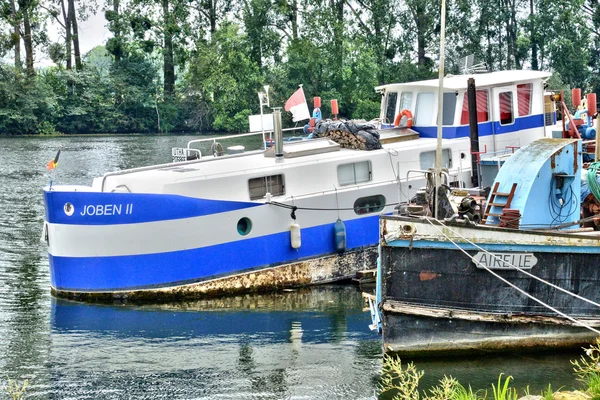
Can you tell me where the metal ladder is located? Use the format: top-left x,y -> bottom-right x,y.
482,182 -> 517,225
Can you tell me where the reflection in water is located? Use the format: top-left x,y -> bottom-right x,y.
49,286 -> 380,398
0,135 -> 588,399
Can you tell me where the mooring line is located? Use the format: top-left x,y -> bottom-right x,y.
434,218 -> 600,311
423,217 -> 600,335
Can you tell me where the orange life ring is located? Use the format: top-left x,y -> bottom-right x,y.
394,109 -> 413,128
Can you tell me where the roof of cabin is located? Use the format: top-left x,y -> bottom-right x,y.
375,70 -> 552,92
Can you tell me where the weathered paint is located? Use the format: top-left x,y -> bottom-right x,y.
377,215 -> 600,355
419,271 -> 441,281
52,247 -> 378,303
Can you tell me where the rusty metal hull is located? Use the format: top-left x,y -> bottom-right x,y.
378,215 -> 600,355
381,312 -> 598,357
53,247 -> 377,303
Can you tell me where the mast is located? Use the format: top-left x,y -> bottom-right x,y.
434,0 -> 446,219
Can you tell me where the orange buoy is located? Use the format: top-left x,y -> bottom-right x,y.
588,93 -> 597,115
394,109 -> 413,128
331,99 -> 339,115
572,88 -> 581,107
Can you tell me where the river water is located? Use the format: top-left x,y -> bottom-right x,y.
0,135 -> 587,399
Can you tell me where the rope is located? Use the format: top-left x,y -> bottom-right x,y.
435,218 -> 600,311
587,162 -> 600,201
268,200 -> 400,212
423,217 -> 600,335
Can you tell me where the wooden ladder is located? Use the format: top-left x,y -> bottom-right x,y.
482,182 -> 518,225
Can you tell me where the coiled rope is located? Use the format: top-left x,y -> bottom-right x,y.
423,217 -> 600,334
586,162 -> 600,201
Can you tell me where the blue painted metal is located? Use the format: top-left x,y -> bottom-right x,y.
414,114 -> 543,139
44,190 -> 260,225
486,139 -> 581,229
49,215 -> 381,292
384,239 -> 600,255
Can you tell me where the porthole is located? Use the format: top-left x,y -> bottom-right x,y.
237,217 -> 253,236
64,202 -> 74,216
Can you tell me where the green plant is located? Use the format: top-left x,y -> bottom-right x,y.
491,374 -> 517,400
378,355 -> 423,400
425,375 -> 485,400
541,384 -> 560,400
572,338 -> 600,397
4,379 -> 28,400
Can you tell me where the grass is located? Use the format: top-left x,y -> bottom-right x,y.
378,340 -> 600,400
3,379 -> 28,400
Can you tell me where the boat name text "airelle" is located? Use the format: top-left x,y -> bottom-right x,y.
79,203 -> 134,216
473,252 -> 538,270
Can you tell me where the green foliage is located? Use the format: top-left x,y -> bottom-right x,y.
542,384 -> 554,400
378,355 -> 423,400
185,23 -> 262,132
0,64 -> 58,135
491,374 -> 518,400
0,0 -> 597,135
3,379 -> 28,400
424,376 -> 485,400
353,99 -> 380,121
572,338 -> 600,397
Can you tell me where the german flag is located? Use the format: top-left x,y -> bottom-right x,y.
46,149 -> 61,170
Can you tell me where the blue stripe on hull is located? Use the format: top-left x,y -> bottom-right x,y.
415,114 -> 543,139
50,215 -> 380,291
385,239 -> 600,254
44,190 -> 260,225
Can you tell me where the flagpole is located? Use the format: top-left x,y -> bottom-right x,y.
435,0 -> 446,220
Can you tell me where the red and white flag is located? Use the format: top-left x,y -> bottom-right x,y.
284,86 -> 311,122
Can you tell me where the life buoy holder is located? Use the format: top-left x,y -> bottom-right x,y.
394,109 -> 413,128
211,142 -> 224,157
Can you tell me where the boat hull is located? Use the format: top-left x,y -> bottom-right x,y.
378,216 -> 600,355
381,312 -> 598,357
44,189 -> 379,301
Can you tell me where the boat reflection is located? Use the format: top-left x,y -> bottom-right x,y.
51,285 -> 373,343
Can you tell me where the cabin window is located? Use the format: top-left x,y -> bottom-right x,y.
499,91 -> 514,125
443,92 -> 457,126
338,161 -> 372,186
460,90 -> 489,125
385,92 -> 398,124
419,149 -> 452,169
249,174 -> 285,200
517,83 -> 532,116
354,195 -> 386,215
400,92 -> 413,111
415,92 -> 434,126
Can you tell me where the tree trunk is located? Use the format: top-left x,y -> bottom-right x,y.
21,4 -> 34,75
510,0 -> 519,68
162,0 -> 175,96
10,0 -> 21,69
61,0 -> 72,69
529,0 -> 538,70
113,0 -> 120,62
331,0 -> 344,88
291,0 -> 298,40
504,0 -> 512,69
209,0 -> 216,35
68,0 -> 82,70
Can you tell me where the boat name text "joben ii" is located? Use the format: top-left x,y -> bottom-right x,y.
79,203 -> 134,216
473,252 -> 538,270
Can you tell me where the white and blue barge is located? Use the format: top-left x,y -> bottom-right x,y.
42,70 -> 553,301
